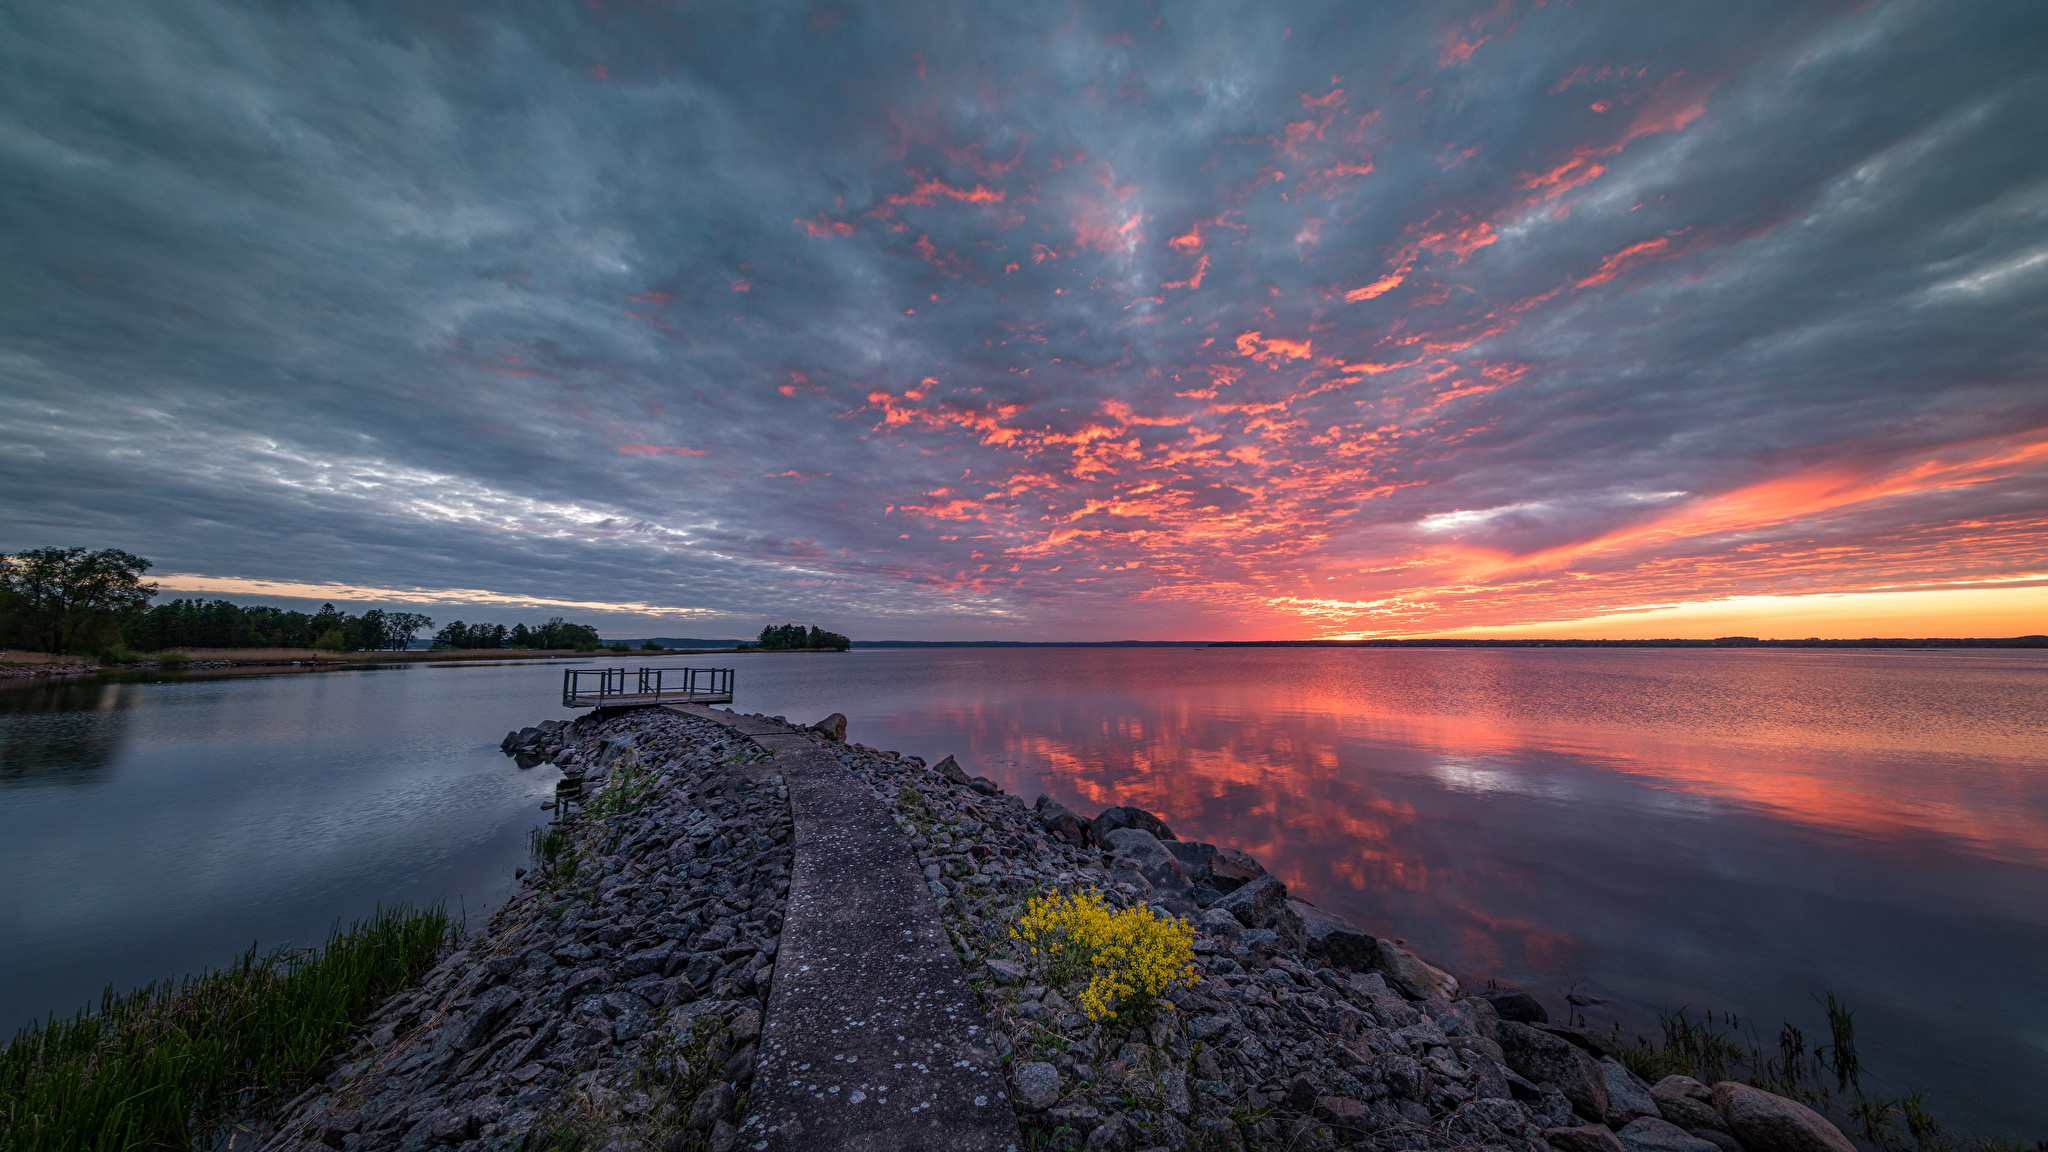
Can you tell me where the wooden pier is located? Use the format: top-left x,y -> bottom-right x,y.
562,666 -> 734,709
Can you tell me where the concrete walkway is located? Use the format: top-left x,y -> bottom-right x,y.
670,706 -> 1019,1152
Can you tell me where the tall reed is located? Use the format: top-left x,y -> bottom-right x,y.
0,905 -> 447,1152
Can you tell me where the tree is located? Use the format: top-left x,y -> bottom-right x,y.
0,547 -> 158,655
384,613 -> 434,649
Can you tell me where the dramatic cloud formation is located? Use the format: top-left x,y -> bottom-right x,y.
2,1 -> 2043,638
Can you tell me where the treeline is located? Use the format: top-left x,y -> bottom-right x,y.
2,548 -> 158,655
431,618 -> 602,651
742,623 -> 851,651
124,599 -> 432,652
1,546 -> 612,659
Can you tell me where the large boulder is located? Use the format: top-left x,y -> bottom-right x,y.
1371,939 -> 1460,1001
1090,805 -> 1176,842
1497,1020 -> 1608,1123
1210,874 -> 1289,929
1617,1118 -> 1724,1152
1286,900 -> 1379,971
1711,1082 -> 1855,1152
1602,1059 -> 1662,1127
808,713 -> 847,742
934,755 -> 972,785
1034,795 -> 1091,847
1651,1077 -> 1727,1134
1484,989 -> 1549,1024
1159,840 -> 1267,892
1101,828 -> 1192,891
1207,845 -> 1266,891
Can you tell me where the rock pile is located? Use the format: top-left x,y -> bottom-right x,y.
251,703 -> 1863,1152
252,707 -> 793,1152
809,737 -> 1862,1152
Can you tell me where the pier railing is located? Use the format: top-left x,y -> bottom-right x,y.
562,666 -> 735,708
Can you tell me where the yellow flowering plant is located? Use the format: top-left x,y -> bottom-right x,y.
1010,889 -> 1198,1021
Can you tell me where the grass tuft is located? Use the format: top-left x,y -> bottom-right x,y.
0,905 -> 447,1152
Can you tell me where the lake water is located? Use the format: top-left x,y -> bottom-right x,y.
3,649 -> 2044,1136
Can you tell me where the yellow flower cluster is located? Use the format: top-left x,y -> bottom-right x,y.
1009,889 -> 1198,1021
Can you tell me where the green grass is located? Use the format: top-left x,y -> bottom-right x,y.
0,905 -> 448,1152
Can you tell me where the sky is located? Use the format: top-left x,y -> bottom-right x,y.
3,1 -> 2045,641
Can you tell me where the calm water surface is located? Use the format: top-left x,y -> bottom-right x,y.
3,649 -> 2044,1135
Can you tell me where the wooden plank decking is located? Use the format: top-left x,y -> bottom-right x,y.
561,688 -> 734,708
562,666 -> 734,709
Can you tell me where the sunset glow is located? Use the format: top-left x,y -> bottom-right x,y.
3,2 -> 2042,638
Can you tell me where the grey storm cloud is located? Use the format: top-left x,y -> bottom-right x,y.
2,0 -> 2043,638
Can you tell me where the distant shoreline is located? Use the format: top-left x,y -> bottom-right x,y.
851,636 -> 2047,649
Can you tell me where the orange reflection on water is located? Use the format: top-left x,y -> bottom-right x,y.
877,649 -> 2048,974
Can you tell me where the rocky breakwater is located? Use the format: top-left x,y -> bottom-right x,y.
815,748 -> 1863,1152
250,707 -> 796,1152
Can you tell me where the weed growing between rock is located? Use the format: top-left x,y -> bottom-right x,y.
1617,997 -> 2043,1152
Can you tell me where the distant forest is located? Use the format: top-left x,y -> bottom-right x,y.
742,623 -> 852,651
125,598 -> 433,652
1,545 -> 613,656
432,618 -> 602,651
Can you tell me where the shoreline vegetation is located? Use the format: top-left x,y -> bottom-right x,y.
0,906 -> 448,1152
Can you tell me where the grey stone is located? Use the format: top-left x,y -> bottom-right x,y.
1695,1129 -> 1747,1152
1013,1061 -> 1061,1111
1470,1056 -> 1514,1101
1538,1022 -> 1625,1060
1034,795 -> 1092,847
1287,900 -> 1378,972
1653,1076 -> 1713,1103
430,1109 -> 479,1143
1090,805 -> 1176,842
1210,874 -> 1288,929
1206,845 -> 1266,891
934,755 -> 971,785
688,1081 -> 734,1130
1497,1020 -> 1608,1123
1545,1124 -> 1628,1152
729,1007 -> 761,1043
455,987 -> 522,1052
1711,1081 -> 1855,1152
1603,1058 -> 1662,1127
1160,1068 -> 1190,1117
1370,939 -> 1459,1001
1619,1117 -> 1725,1152
1484,989 -> 1549,1024
985,957 -> 1027,984
1085,1113 -> 1133,1151
1315,1095 -> 1372,1128
1653,1081 -> 1729,1133
1102,828 -> 1193,891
